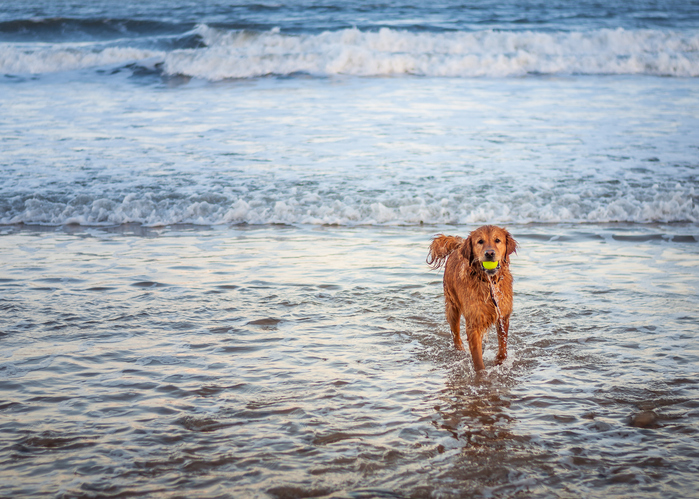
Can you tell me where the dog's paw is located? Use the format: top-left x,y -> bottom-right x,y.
453,340 -> 466,351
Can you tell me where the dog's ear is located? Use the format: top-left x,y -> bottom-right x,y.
461,234 -> 474,264
505,231 -> 518,263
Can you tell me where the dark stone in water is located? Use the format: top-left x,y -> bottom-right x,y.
268,486 -> 333,499
630,411 -> 658,428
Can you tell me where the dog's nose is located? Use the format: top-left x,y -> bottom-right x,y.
485,250 -> 496,260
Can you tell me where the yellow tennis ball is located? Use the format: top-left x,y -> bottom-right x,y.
482,261 -> 499,270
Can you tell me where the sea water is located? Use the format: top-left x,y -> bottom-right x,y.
1,1 -> 698,498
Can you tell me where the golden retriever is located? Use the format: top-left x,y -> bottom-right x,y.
427,225 -> 517,371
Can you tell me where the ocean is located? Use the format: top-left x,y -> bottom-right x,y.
1,1 -> 698,497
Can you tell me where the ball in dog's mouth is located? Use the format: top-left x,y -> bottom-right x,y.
481,261 -> 500,275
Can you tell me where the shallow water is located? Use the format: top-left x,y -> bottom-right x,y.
2,75 -> 698,226
2,1 -> 699,496
2,223 -> 698,498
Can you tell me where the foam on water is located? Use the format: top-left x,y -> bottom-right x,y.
0,45 -> 161,74
2,27 -> 699,78
2,179 -> 697,227
166,26 -> 699,79
1,70 -> 697,228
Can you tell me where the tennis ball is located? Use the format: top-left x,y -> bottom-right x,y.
482,261 -> 499,270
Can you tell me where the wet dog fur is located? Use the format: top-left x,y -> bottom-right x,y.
427,225 -> 517,371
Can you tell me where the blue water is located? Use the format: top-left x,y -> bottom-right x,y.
1,0 -> 699,79
2,0 -> 699,36
1,2 -> 699,498
1,0 -> 698,226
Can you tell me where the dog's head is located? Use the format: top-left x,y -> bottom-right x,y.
462,225 -> 517,275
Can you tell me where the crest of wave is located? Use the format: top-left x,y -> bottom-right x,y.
4,182 -> 696,226
0,45 -> 161,74
162,25 -> 699,79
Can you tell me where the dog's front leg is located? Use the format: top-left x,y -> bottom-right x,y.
445,301 -> 465,350
495,315 -> 510,364
467,328 -> 486,371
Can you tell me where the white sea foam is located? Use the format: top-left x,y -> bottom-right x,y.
2,38 -> 696,228
164,26 -> 699,79
3,181 -> 697,226
2,27 -> 698,78
0,45 -> 161,74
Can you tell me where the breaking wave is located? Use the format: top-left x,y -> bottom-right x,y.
2,180 -> 696,226
2,26 -> 699,78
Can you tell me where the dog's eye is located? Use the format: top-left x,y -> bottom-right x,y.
495,238 -> 501,243
477,239 -> 484,244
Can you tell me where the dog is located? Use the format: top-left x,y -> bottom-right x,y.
427,225 -> 517,371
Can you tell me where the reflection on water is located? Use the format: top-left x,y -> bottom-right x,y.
0,223 -> 698,498
436,374 -> 517,454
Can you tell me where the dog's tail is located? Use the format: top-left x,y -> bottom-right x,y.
427,235 -> 463,270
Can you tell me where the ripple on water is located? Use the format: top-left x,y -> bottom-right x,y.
0,225 -> 698,497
